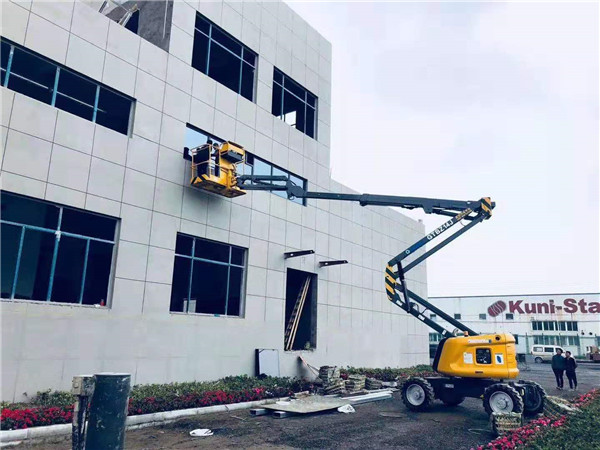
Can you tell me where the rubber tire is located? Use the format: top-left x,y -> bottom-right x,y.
401,377 -> 435,411
522,381 -> 546,415
534,357 -> 543,364
483,383 -> 524,415
438,391 -> 466,406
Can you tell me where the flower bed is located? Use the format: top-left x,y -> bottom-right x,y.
1,366 -> 434,430
475,388 -> 600,450
341,364 -> 435,381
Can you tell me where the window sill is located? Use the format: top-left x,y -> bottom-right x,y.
169,311 -> 244,319
284,348 -> 316,353
0,298 -> 110,309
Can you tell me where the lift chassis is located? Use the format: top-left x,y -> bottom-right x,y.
184,142 -> 547,416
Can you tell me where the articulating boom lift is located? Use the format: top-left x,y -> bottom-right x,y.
185,141 -> 546,416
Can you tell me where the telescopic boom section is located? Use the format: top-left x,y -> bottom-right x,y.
237,176 -> 495,338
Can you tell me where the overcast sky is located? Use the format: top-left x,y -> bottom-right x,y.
288,1 -> 599,297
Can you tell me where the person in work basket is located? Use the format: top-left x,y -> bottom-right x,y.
564,351 -> 578,390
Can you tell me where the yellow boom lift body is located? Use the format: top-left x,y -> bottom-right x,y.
183,141 -> 545,416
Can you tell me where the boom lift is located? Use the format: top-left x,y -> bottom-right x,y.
184,141 -> 546,416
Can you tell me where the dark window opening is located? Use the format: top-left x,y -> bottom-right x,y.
169,234 -> 246,316
1,38 -> 134,135
0,191 -> 118,305
185,125 -> 307,205
479,313 -> 487,320
284,269 -> 317,351
272,68 -> 317,139
475,348 -> 492,364
124,10 -> 139,34
454,313 -> 461,320
505,313 -> 514,320
191,13 -> 256,101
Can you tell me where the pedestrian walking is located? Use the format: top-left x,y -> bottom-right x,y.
551,348 -> 566,390
565,351 -> 578,390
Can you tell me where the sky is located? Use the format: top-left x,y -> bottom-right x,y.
287,1 -> 599,297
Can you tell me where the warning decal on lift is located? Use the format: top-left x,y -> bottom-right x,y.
495,353 -> 504,365
463,352 -> 473,364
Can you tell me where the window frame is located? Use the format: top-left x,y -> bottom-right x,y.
272,67 -> 318,139
192,13 -> 257,101
1,38 -> 134,135
0,191 -> 118,306
170,234 -> 247,317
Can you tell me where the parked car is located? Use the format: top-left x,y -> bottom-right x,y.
531,345 -> 564,363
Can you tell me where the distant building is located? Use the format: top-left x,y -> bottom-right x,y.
429,293 -> 600,357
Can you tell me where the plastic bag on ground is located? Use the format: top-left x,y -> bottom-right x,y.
190,428 -> 213,437
337,404 -> 355,414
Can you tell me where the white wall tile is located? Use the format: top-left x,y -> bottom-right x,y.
242,1 -> 261,27
31,0 -> 73,30
150,212 -> 180,250
192,71 -> 217,105
235,121 -> 254,149
48,144 -> 90,191
221,3 -> 242,39
182,187 -> 209,224
66,34 -> 105,80
198,0 -> 223,25
171,0 -> 196,35
0,172 -> 46,198
259,32 -> 276,64
3,129 -> 52,181
213,110 -> 236,139
146,246 -> 175,284
163,85 -> 191,122
160,115 -> 186,151
169,25 -> 194,65
45,183 -> 85,208
241,19 -> 260,53
138,39 -> 168,81
70,1 -> 109,49
236,97 -> 256,128
25,13 -> 70,63
122,168 -> 155,209
166,54 -> 193,93
116,241 -> 149,281
215,84 -> 238,118
189,99 -> 215,131
102,53 -> 136,97
126,136 -> 159,176
87,157 -> 125,201
54,110 -> 95,154
157,146 -> 185,184
9,94 -> 57,142
92,125 -> 128,166
84,194 -> 120,217
135,70 -> 166,111
120,204 -> 152,245
106,20 -> 140,66
256,81 -> 272,112
2,1 -> 30,45
154,178 -> 183,216
133,104 -> 162,143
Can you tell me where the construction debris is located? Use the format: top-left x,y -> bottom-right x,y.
249,408 -> 269,416
345,374 -> 366,392
319,366 -> 345,394
342,390 -> 393,405
490,412 -> 522,435
544,395 -> 580,416
262,396 -> 350,414
366,378 -> 383,390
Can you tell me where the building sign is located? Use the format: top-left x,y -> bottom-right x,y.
489,298 -> 600,315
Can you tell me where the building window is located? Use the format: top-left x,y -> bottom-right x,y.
185,125 -> 307,205
514,334 -> 519,344
558,321 -> 566,331
429,333 -> 443,343
192,13 -> 256,101
1,191 -> 117,305
479,313 -> 487,320
566,321 -> 578,331
454,313 -> 461,320
532,321 -> 541,331
430,313 -> 437,320
505,313 -> 514,320
170,234 -> 246,316
272,68 -> 317,139
1,38 -> 134,135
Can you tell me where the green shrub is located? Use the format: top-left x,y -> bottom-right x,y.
28,390 -> 76,408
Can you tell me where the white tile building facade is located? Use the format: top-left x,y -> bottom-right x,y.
0,0 -> 429,402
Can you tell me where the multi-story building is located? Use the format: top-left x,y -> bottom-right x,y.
0,0 -> 429,402
429,294 -> 600,357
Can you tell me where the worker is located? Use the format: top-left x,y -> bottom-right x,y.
565,351 -> 578,390
551,348 -> 566,390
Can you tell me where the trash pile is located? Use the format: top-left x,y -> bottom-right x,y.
319,366 -> 345,395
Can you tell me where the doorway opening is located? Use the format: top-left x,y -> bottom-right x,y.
284,269 -> 317,351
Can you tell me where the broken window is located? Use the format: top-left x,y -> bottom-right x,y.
192,14 -> 256,101
185,125 -> 307,205
169,234 -> 246,316
0,38 -> 134,135
272,68 -> 317,139
284,269 -> 317,351
0,191 -> 118,305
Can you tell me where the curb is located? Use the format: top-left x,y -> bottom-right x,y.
0,397 -> 288,444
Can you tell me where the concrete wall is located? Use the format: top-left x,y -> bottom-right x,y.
0,0 -> 429,402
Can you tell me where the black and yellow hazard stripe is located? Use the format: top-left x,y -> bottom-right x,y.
385,264 -> 397,302
480,197 -> 493,216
